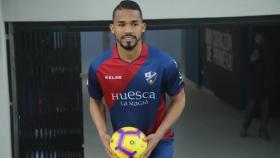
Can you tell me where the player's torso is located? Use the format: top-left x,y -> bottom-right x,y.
96,56 -> 163,110
95,49 -> 168,131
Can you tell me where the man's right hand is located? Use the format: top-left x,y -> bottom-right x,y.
99,132 -> 115,158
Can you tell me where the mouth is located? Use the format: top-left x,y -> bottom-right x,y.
121,36 -> 136,40
119,35 -> 138,50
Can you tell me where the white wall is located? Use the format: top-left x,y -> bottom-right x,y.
0,0 -> 12,158
2,0 -> 280,21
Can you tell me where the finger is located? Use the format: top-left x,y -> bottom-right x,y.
142,149 -> 152,158
103,137 -> 115,157
106,150 -> 114,158
141,144 -> 153,158
143,135 -> 153,142
105,142 -> 114,155
104,134 -> 111,141
142,136 -> 148,142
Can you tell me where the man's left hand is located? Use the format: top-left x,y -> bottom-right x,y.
141,133 -> 161,158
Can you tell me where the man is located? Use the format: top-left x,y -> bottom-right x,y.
88,0 -> 186,157
240,32 -> 273,140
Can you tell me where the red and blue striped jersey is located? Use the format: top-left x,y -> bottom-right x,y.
88,42 -> 184,138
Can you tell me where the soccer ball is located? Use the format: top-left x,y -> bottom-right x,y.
110,127 -> 147,158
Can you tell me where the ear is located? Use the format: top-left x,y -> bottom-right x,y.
109,24 -> 114,34
142,23 -> 146,33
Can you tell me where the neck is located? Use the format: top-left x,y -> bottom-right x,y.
117,42 -> 142,63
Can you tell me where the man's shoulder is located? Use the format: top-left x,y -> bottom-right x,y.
147,45 -> 173,62
89,50 -> 112,69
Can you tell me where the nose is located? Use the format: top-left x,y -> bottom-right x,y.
124,25 -> 133,34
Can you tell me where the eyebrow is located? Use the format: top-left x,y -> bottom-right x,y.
116,20 -> 140,23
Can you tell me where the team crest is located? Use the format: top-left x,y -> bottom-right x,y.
144,71 -> 157,85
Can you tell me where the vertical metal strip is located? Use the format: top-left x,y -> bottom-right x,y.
8,23 -> 19,158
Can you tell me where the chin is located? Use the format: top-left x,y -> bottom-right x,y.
124,46 -> 136,51
122,43 -> 136,48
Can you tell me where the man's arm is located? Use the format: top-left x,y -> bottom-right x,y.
89,97 -> 107,135
89,97 -> 114,157
156,88 -> 186,138
142,88 -> 186,158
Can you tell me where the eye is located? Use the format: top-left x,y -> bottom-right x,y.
132,23 -> 139,26
118,23 -> 125,27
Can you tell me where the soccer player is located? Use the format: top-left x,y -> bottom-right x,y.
88,0 -> 186,157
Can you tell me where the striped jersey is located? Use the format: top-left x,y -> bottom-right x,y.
88,42 -> 184,138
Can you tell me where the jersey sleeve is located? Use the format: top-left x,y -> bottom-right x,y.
88,64 -> 103,100
164,59 -> 184,96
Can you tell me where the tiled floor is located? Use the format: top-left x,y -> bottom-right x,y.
173,81 -> 280,158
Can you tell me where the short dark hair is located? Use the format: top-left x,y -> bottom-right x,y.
112,0 -> 143,20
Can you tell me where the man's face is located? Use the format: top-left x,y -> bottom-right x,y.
110,9 -> 146,51
255,33 -> 263,45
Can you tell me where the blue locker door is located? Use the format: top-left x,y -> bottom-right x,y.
185,29 -> 203,86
